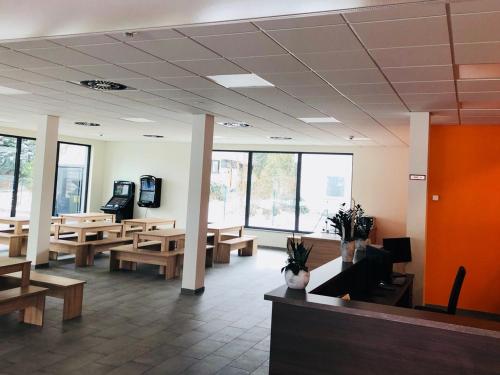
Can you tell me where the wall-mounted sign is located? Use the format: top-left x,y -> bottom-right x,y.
409,174 -> 426,181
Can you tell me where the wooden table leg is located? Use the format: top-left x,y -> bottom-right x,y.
8,237 -> 23,257
21,261 -> 31,287
22,295 -> 45,326
63,284 -> 83,320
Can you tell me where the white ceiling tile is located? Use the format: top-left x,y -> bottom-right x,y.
170,58 -> 247,76
158,76 -> 221,89
108,29 -> 183,41
383,65 -> 454,82
116,78 -> 176,90
370,45 -> 452,67
255,14 -> 344,30
401,92 -> 457,110
129,38 -> 217,60
459,91 -> 500,101
113,90 -> 162,100
318,68 -> 385,84
0,50 -> 58,68
362,102 -> 407,111
74,43 -> 160,64
51,34 -> 117,46
232,54 -> 307,73
458,79 -> 500,92
352,16 -> 449,49
344,3 -> 445,23
37,80 -> 95,94
281,85 -> 341,98
260,71 -> 325,87
393,80 -> 455,94
1,39 -> 60,50
335,82 -> 394,95
71,64 -> 144,79
268,25 -> 362,54
454,42 -> 500,64
452,12 -> 500,43
194,32 -> 285,58
23,47 -> 105,66
460,116 -> 500,124
460,109 -> 500,116
178,22 -> 258,37
0,68 -> 56,82
450,0 -> 500,14
298,49 -> 374,70
28,66 -> 98,82
430,113 -> 459,124
119,61 -> 192,77
144,89 -> 203,100
348,94 -> 402,104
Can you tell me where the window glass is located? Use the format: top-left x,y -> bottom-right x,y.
248,153 -> 297,230
209,151 -> 248,224
0,136 -> 17,217
15,139 -> 36,217
299,154 -> 353,232
54,143 -> 90,215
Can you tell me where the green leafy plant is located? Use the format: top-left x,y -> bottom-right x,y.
354,206 -> 373,241
281,236 -> 312,275
328,200 -> 372,242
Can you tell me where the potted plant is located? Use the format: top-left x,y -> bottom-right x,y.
282,237 -> 312,289
354,206 -> 373,257
328,202 -> 357,262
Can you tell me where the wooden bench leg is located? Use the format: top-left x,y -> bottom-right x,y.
75,247 -> 90,267
215,245 -> 230,264
63,284 -> 83,320
49,251 -> 59,261
120,261 -> 136,271
8,237 -> 23,257
240,240 -> 255,256
165,257 -> 178,279
110,251 -> 120,271
205,248 -> 213,268
20,295 -> 46,326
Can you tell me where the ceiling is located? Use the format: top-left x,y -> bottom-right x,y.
0,0 -> 499,146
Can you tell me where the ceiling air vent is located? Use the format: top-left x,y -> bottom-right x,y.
269,136 -> 292,140
217,121 -> 251,128
143,134 -> 164,138
79,80 -> 128,91
75,121 -> 100,127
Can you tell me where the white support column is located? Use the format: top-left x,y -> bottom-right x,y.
27,115 -> 59,267
181,114 -> 214,294
406,112 -> 430,305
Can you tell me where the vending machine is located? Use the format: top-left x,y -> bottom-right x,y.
100,180 -> 135,222
138,175 -> 162,208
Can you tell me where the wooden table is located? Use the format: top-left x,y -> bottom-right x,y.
133,229 -> 186,252
0,258 -> 30,287
123,218 -> 176,232
61,212 -> 115,223
0,217 -> 30,235
54,222 -> 124,243
207,223 -> 244,254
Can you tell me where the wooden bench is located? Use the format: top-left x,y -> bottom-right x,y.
0,272 -> 85,321
50,237 -> 132,267
216,236 -> 257,264
0,232 -> 28,257
0,286 -> 48,326
107,227 -> 142,239
110,243 -> 184,280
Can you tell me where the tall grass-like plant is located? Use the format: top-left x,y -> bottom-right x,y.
329,200 -> 371,241
282,237 -> 312,275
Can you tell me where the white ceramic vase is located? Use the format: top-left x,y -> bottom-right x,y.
285,269 -> 310,289
341,240 -> 355,263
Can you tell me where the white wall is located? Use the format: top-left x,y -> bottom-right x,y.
99,141 -> 409,248
100,141 -> 191,227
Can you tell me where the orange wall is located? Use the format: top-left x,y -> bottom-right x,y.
426,125 -> 500,314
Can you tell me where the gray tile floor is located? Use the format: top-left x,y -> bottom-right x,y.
0,248 -> 287,374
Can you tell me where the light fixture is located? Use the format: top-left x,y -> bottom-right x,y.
143,134 -> 164,138
79,80 -> 128,91
217,121 -> 251,128
121,117 -> 155,123
0,85 -> 29,95
346,136 -> 371,141
269,136 -> 293,140
207,74 -> 274,88
0,117 -> 17,123
458,64 -> 500,79
75,121 -> 100,127
124,31 -> 137,38
298,117 -> 340,123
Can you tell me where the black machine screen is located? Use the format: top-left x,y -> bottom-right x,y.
140,191 -> 155,203
141,179 -> 155,191
114,184 -> 130,197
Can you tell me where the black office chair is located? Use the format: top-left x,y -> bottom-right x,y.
415,266 -> 466,315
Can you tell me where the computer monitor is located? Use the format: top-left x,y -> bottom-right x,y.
383,237 -> 412,264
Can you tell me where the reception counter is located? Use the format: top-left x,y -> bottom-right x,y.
265,257 -> 500,375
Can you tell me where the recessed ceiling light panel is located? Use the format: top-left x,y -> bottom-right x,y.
269,136 -> 292,140
298,117 -> 340,123
0,117 -> 17,123
0,85 -> 29,95
207,74 -> 274,88
75,121 -> 100,127
121,117 -> 155,123
143,134 -> 164,138
80,80 -> 128,91
217,121 -> 251,128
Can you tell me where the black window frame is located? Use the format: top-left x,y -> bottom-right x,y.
212,149 -> 353,233
0,133 -> 91,217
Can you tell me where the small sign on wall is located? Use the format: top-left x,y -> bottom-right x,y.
409,174 -> 426,181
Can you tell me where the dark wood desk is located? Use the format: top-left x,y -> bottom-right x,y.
265,257 -> 500,375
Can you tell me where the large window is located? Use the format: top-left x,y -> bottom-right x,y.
208,151 -> 248,224
53,142 -> 90,216
0,134 -> 90,218
209,151 -> 353,232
